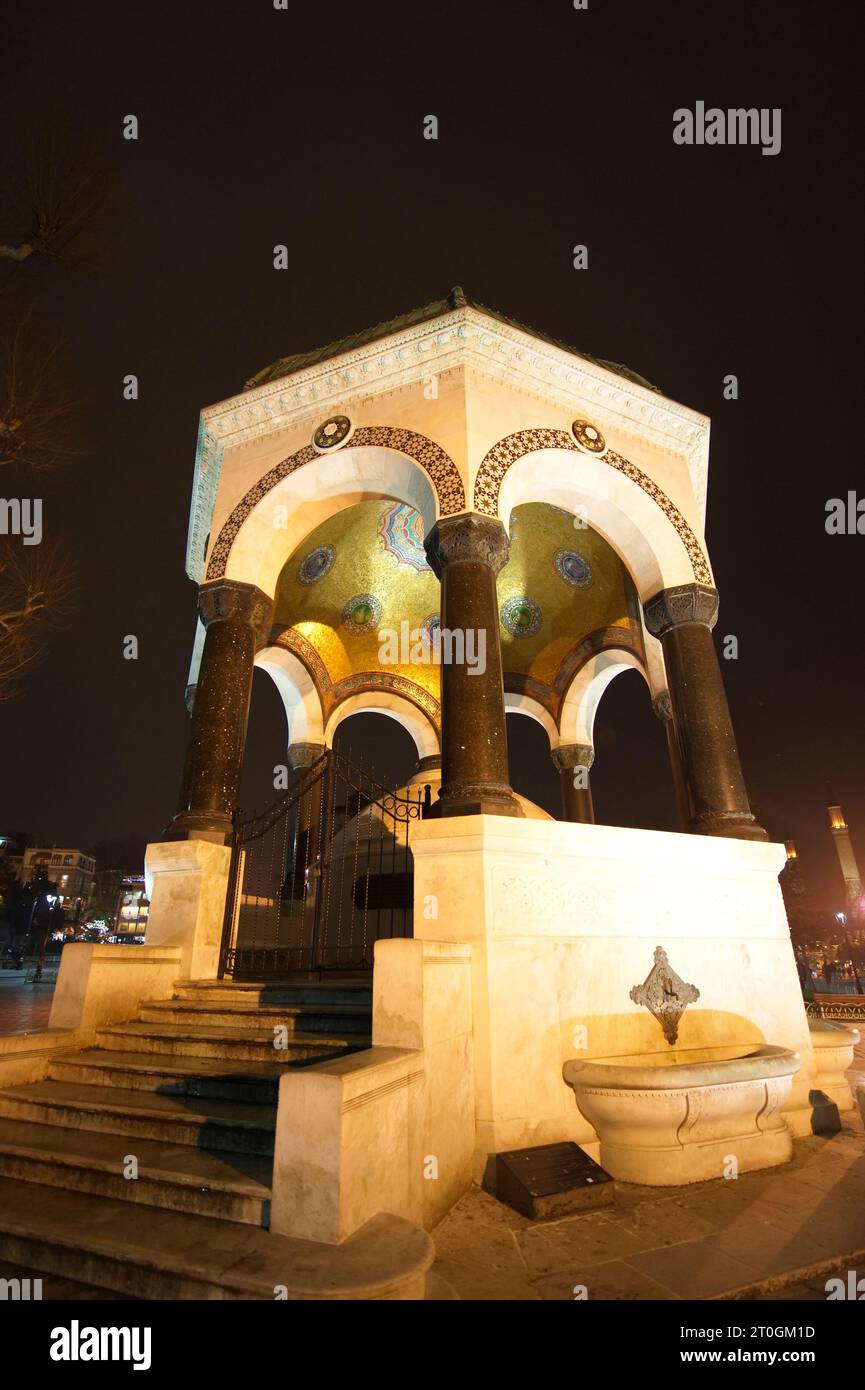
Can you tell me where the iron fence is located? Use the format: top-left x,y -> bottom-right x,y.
219,749 -> 431,978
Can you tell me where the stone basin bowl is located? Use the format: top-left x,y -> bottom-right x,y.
808,1020 -> 861,1113
563,1044 -> 801,1186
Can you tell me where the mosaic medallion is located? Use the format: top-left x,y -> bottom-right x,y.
297,544 -> 335,585
313,414 -> 352,450
500,595 -> 542,638
571,419 -> 606,453
554,549 -> 593,589
422,613 -> 441,640
377,503 -> 430,572
341,593 -> 382,634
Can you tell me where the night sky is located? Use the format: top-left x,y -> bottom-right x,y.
1,0 -> 862,911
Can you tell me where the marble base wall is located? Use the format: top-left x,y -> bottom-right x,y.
270,938 -> 475,1243
48,944 -> 184,1043
409,817 -> 824,1178
144,839 -> 232,980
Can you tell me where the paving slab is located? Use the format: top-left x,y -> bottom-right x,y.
534,1259 -> 679,1301
432,1113 -> 865,1301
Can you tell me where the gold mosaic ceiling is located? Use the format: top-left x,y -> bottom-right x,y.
271,500 -> 643,717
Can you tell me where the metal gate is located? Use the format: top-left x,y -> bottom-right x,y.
218,749 -> 433,979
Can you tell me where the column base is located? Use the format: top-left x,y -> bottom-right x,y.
169,810 -> 233,843
439,783 -> 523,818
691,810 -> 769,842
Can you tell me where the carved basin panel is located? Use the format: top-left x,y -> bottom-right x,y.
563,1044 -> 801,1186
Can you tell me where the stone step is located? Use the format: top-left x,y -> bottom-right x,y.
0,1118 -> 272,1225
0,1178 -> 434,1299
95,1020 -> 370,1064
139,999 -> 371,1035
0,1080 -> 276,1156
174,979 -> 373,1008
50,1049 -> 286,1104
0,1026 -> 76,1056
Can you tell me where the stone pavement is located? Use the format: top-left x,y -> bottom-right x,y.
431,1110 -> 865,1301
0,973 -> 54,1034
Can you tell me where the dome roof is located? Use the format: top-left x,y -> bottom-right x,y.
271,499 -> 644,731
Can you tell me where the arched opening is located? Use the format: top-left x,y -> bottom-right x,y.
209,440 -> 446,597
506,711 -> 559,816
486,435 -> 710,600
591,668 -> 679,832
329,710 -> 419,790
238,666 -> 291,820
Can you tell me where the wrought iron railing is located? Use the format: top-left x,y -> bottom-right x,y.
219,749 -> 430,979
806,999 -> 865,1023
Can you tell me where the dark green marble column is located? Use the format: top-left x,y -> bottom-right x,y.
424,514 -> 521,817
644,584 -> 766,841
652,691 -> 693,832
173,579 -> 272,841
551,743 -> 595,823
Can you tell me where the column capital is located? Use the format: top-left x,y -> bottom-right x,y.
643,583 -> 719,638
551,742 -> 595,773
424,513 -> 510,578
652,690 -> 674,722
198,579 -> 272,638
287,741 -> 327,771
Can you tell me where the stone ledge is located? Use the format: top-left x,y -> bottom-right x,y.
0,1176 -> 434,1300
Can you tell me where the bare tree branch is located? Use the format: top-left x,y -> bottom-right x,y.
0,539 -> 75,700
0,133 -> 109,279
0,321 -> 85,471
0,127 -> 104,695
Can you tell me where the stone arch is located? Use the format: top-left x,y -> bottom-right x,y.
504,691 -> 558,748
325,690 -> 440,759
254,644 -> 325,746
473,428 -> 711,598
206,426 -> 465,595
558,648 -> 649,747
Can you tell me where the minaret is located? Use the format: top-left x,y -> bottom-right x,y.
827,799 -> 862,918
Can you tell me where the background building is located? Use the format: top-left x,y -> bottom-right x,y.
20,848 -> 96,922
